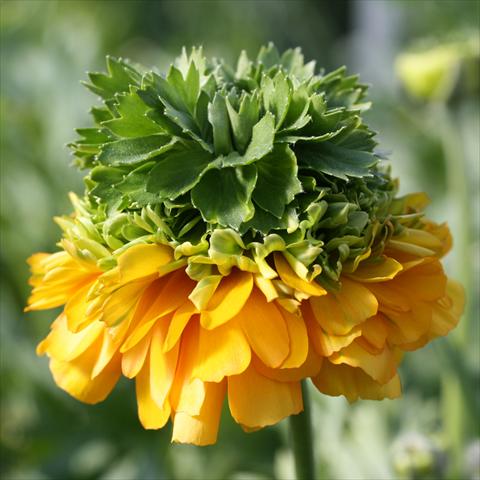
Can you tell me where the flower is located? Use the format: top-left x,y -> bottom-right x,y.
26,45 -> 464,445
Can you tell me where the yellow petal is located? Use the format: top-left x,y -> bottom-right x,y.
308,278 -> 378,336
121,271 -> 194,352
237,289 -> 289,368
312,361 -> 401,402
193,319 -> 251,382
64,283 -> 100,333
387,240 -> 436,258
170,321 -> 205,416
329,341 -> 398,384
117,243 -> 174,283
92,315 -> 132,378
188,275 -> 222,310
150,321 -> 179,407
279,309 -> 309,369
136,360 -> 170,429
254,274 -> 279,302
360,315 -> 388,351
274,253 -> 327,296
304,309 -> 362,357
348,256 -> 403,282
385,303 -> 432,345
253,342 -> 323,383
172,380 -> 226,446
100,280 -> 150,327
39,314 -> 104,362
163,301 -> 198,352
200,271 -> 253,330
122,334 -> 151,378
428,279 -> 465,338
228,365 -> 303,428
49,336 -> 121,404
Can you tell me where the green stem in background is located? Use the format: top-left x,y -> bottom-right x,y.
289,381 -> 315,480
433,101 -> 471,479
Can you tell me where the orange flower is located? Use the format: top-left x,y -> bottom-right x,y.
26,221 -> 463,445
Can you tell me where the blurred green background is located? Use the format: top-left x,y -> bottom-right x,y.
1,1 -> 479,479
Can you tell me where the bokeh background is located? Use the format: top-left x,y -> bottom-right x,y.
1,1 -> 479,479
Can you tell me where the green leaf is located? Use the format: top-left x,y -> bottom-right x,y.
90,165 -> 126,183
97,134 -> 176,166
297,142 -> 377,180
241,204 -> 298,235
226,93 -> 259,154
191,165 -> 257,229
84,56 -> 141,100
242,112 -> 275,161
208,93 -> 233,155
102,90 -> 163,138
257,42 -> 280,69
262,71 -> 291,129
146,146 -> 213,200
252,145 -> 302,218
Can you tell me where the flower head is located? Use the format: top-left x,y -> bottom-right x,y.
26,45 -> 464,445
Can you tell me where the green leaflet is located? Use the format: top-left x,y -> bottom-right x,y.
102,89 -> 163,138
209,93 -> 233,155
97,134 -> 176,166
219,112 -> 275,167
297,142 -> 378,180
147,146 -> 213,200
252,144 -> 302,218
191,165 -> 258,229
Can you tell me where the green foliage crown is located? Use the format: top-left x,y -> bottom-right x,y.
67,44 -> 407,288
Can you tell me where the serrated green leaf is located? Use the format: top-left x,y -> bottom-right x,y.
252,145 -> 302,218
191,165 -> 257,229
102,90 -> 163,138
298,142 -> 377,180
146,146 -> 213,200
257,42 -> 280,69
236,50 -> 251,78
85,57 -> 140,100
226,93 -> 259,154
262,71 -> 291,128
97,134 -> 176,166
208,93 -> 232,155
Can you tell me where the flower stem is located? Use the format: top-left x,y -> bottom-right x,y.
289,380 -> 315,480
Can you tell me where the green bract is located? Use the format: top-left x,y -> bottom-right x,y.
66,44 -> 415,289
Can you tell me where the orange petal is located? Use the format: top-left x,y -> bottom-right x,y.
309,277 -> 378,335
348,256 -> 403,282
38,314 -> 103,362
170,321 -> 205,416
312,361 -> 402,403
228,365 -> 303,429
253,342 -> 323,382
150,321 -> 179,407
172,380 -> 226,446
280,309 -> 309,369
136,359 -> 170,429
122,334 -> 151,378
121,271 -> 193,352
237,290 -> 289,368
48,335 -> 121,404
274,253 -> 327,296
200,271 -> 253,330
64,284 -> 100,332
193,319 -> 251,382
163,301 -> 198,352
117,243 -> 174,283
329,341 -> 398,384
